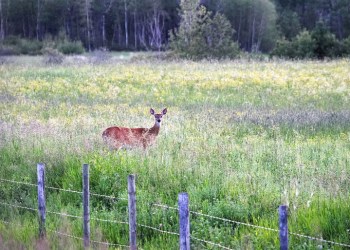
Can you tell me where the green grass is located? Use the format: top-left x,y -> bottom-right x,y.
0,56 -> 350,249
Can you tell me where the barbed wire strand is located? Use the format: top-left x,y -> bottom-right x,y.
0,219 -> 128,248
46,210 -> 83,219
0,201 -> 37,212
137,223 -> 179,236
0,177 -> 128,201
151,203 -> 179,211
191,235 -> 234,250
0,202 -> 128,226
191,210 -> 279,232
48,229 -> 129,248
91,217 -> 129,226
289,232 -> 350,248
0,178 -> 37,187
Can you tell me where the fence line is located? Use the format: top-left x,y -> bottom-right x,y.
2,169 -> 350,249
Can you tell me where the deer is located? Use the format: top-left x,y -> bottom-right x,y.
102,108 -> 167,150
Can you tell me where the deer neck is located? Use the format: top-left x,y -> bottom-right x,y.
149,122 -> 160,136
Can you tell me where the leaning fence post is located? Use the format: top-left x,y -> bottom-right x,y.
128,174 -> 137,250
37,163 -> 46,238
178,192 -> 190,250
279,205 -> 288,250
83,164 -> 90,248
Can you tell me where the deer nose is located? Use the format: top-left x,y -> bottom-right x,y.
157,119 -> 161,123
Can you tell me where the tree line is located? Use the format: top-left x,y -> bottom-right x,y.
0,0 -> 350,58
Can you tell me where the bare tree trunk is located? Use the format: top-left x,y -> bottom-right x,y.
85,0 -> 91,51
138,18 -> 147,49
36,0 -> 41,40
0,0 -> 4,40
256,13 -> 265,52
102,0 -> 114,48
124,0 -> 128,48
22,18 -> 26,37
102,14 -> 106,47
237,11 -> 242,43
134,11 -> 137,49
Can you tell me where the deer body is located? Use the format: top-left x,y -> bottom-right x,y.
102,108 -> 167,150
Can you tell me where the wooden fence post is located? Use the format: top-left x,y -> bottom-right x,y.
128,174 -> 137,250
279,205 -> 288,250
83,164 -> 90,248
178,192 -> 190,250
37,163 -> 46,238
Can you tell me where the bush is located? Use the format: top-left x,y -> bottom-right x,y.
42,48 -> 64,65
272,31 -> 316,59
272,22 -> 347,59
57,40 -> 85,55
293,30 -> 316,58
0,44 -> 20,56
311,22 -> 340,59
18,39 -> 43,55
343,36 -> 350,55
1,36 -> 43,55
170,2 -> 240,60
88,49 -> 111,64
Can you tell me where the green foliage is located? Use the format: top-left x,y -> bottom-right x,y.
2,36 -> 43,55
277,10 -> 301,40
170,2 -> 240,59
311,22 -> 341,59
272,30 -> 316,59
42,48 -> 64,65
57,40 -> 85,55
343,36 -> 350,55
272,24 -> 348,59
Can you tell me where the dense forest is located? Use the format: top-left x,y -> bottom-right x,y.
0,0 -> 350,56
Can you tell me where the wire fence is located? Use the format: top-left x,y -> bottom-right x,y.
1,175 -> 350,249
0,218 -> 129,249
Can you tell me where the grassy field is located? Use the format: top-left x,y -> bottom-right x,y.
0,55 -> 350,249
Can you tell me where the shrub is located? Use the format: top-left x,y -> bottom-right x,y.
1,36 -> 43,55
343,36 -> 350,55
293,30 -> 316,58
88,49 -> 112,64
311,22 -> 340,59
271,38 -> 293,58
18,39 -> 43,55
272,31 -> 316,59
57,40 -> 85,55
0,44 -> 20,56
42,48 -> 64,65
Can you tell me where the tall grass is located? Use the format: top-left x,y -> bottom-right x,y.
0,57 -> 350,249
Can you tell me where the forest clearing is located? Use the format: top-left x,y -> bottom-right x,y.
0,56 -> 350,249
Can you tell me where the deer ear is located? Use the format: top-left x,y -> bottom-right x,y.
150,108 -> 155,115
162,108 -> 167,115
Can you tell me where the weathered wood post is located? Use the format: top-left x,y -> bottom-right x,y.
178,192 -> 190,250
279,205 -> 288,250
83,164 -> 90,248
128,174 -> 137,250
37,163 -> 46,238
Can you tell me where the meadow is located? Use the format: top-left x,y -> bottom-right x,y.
0,55 -> 350,249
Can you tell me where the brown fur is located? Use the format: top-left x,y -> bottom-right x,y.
102,108 -> 166,150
